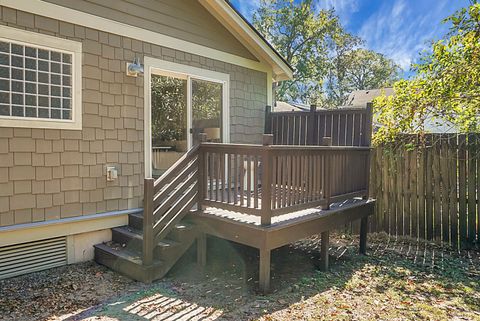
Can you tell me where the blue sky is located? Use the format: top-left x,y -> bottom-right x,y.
230,0 -> 469,75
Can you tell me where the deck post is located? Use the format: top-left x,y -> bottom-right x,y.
359,216 -> 368,254
197,232 -> 207,267
307,104 -> 317,145
259,248 -> 271,293
197,134 -> 207,210
320,231 -> 329,271
264,105 -> 272,135
143,178 -> 155,268
261,135 -> 273,226
320,137 -> 332,210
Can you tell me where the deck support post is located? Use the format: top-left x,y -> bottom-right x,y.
320,231 -> 329,271
197,232 -> 207,267
143,178 -> 155,268
359,216 -> 368,255
259,248 -> 271,293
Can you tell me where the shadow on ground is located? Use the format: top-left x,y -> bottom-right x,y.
2,233 -> 478,320
68,233 -> 480,320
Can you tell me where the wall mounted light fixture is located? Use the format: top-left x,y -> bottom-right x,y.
126,57 -> 144,77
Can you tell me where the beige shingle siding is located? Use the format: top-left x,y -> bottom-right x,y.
0,7 -> 267,227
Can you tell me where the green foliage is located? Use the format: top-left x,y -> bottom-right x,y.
253,0 -> 352,104
325,48 -> 400,106
253,0 -> 399,106
151,75 -> 187,145
374,1 -> 480,144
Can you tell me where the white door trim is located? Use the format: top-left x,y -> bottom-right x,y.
143,57 -> 230,178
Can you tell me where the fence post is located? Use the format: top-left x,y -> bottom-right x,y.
143,178 -> 155,267
321,137 -> 332,210
264,105 -> 272,135
307,104 -> 317,145
261,134 -> 273,225
197,133 -> 207,210
363,102 -> 374,146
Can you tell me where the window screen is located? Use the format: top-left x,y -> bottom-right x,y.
0,41 -> 73,120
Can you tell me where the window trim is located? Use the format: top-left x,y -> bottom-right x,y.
0,25 -> 82,130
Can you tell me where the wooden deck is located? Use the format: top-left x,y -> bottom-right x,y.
140,128 -> 375,292
189,198 -> 375,292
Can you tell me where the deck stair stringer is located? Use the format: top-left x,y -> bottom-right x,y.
94,210 -> 199,283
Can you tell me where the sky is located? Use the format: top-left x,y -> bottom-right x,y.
229,0 -> 469,75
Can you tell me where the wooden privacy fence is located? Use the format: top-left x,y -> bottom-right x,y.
265,103 -> 373,147
370,134 -> 480,248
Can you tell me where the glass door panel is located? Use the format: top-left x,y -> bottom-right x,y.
191,78 -> 223,145
151,74 -> 187,178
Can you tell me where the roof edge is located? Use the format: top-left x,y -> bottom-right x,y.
200,0 -> 294,81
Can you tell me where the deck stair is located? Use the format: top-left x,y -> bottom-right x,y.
95,143 -> 201,282
94,211 -> 198,283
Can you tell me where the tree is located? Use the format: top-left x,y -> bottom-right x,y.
374,1 -> 480,144
325,49 -> 400,106
253,0 -> 355,104
253,0 -> 400,106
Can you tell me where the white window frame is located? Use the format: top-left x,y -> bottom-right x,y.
0,25 -> 82,130
144,57 -> 230,178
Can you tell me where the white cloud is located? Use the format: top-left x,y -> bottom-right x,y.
358,0 -> 456,71
314,0 -> 360,24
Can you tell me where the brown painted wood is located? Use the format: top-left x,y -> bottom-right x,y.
359,216 -> 368,254
259,249 -> 271,293
143,178 -> 155,266
197,233 -> 207,267
320,231 -> 329,271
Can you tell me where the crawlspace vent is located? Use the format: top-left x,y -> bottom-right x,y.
0,237 -> 67,280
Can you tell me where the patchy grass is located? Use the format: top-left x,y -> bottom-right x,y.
0,233 -> 479,320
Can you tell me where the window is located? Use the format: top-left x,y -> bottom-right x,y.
0,26 -> 82,129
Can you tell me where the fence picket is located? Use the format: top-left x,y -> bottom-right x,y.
370,133 -> 477,248
467,133 -> 476,244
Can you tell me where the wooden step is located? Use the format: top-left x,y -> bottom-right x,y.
112,226 -> 181,257
128,212 -> 143,230
94,242 -> 167,282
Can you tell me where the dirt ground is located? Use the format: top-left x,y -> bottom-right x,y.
0,233 -> 479,321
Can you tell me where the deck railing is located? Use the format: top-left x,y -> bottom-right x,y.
265,103 -> 373,147
143,136 -> 371,265
197,140 -> 371,225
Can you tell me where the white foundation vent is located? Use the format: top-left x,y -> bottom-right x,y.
0,237 -> 67,280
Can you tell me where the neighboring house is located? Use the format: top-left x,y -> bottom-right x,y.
347,89 -> 458,133
274,101 -> 310,112
0,0 -> 293,278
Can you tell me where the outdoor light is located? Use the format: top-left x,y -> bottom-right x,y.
126,57 -> 144,77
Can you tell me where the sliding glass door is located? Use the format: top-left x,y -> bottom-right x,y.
150,72 -> 225,177
191,78 -> 223,146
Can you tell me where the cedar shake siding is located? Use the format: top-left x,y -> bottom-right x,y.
0,6 -> 267,227
42,0 -> 258,61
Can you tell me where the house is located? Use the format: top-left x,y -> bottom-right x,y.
347,88 -> 458,133
0,1 -> 374,293
274,101 -> 310,112
0,0 -> 293,279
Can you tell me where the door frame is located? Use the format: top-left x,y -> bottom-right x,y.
144,56 -> 230,178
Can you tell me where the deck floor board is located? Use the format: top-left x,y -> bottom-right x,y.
201,198 -> 366,227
